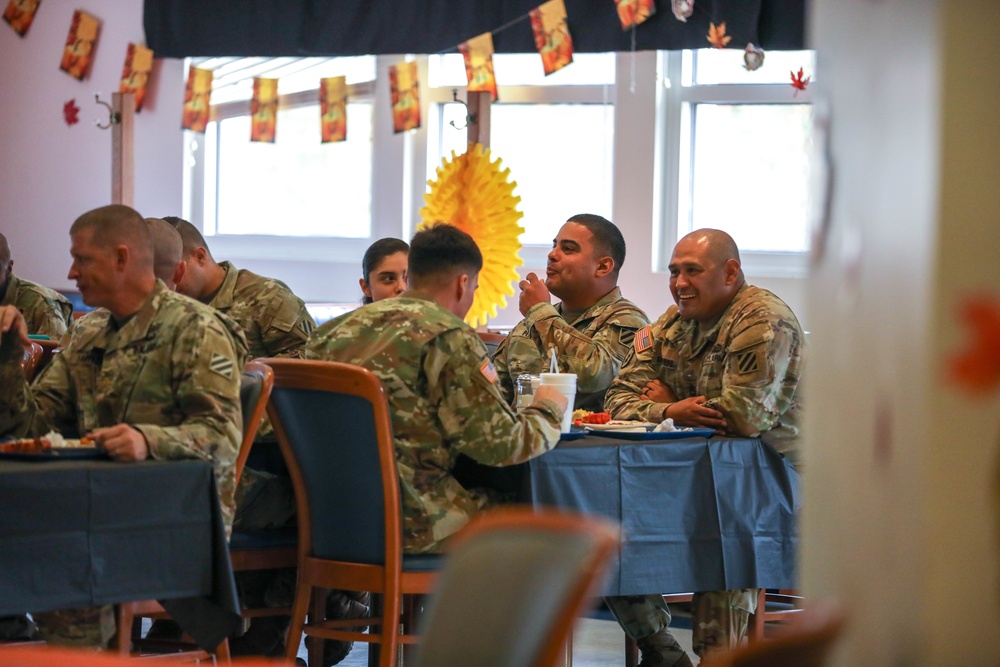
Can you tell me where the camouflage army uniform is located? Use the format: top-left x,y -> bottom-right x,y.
0,273 -> 73,338
0,280 -> 247,647
307,289 -> 564,554
204,261 -> 314,531
492,287 -> 649,412
604,284 -> 804,657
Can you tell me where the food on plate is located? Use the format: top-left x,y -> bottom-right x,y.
572,409 -> 612,425
0,431 -> 94,453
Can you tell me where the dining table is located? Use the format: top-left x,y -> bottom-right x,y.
0,456 -> 241,651
456,430 -> 800,596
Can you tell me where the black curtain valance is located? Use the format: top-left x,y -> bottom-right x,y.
143,0 -> 805,58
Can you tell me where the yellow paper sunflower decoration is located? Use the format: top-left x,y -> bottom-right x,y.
419,143 -> 524,328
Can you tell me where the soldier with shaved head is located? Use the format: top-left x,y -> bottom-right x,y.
604,228 -> 805,665
0,204 -> 247,648
0,232 -> 73,338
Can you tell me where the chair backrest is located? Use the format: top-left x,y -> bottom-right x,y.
20,341 -> 43,381
414,507 -> 620,667
234,360 -> 275,485
476,330 -> 506,358
263,358 -> 401,568
701,603 -> 846,667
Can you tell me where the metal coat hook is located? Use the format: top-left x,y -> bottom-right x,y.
94,93 -> 120,130
448,89 -> 476,130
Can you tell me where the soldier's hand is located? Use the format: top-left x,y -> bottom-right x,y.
518,273 -> 551,316
641,379 -> 677,404
0,305 -> 30,352
90,424 -> 150,462
666,396 -> 728,433
532,383 -> 569,415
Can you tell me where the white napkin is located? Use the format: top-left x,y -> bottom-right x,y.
652,418 -> 677,433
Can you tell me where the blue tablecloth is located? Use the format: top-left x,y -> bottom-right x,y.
0,458 -> 240,650
526,436 -> 800,596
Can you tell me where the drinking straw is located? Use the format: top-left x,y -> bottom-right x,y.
549,346 -> 558,373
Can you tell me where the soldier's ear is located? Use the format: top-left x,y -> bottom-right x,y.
723,259 -> 740,285
595,255 -> 615,279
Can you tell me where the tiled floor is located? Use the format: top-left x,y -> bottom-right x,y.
296,613 -> 700,666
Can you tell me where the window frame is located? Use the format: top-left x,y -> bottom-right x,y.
655,50 -> 814,278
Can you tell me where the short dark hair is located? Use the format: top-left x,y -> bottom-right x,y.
162,216 -> 211,258
566,213 -> 626,273
408,224 -> 482,286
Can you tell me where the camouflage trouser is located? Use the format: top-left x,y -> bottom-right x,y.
606,588 -> 759,658
691,589 -> 759,657
233,467 -> 296,532
32,605 -> 116,648
604,594 -> 671,639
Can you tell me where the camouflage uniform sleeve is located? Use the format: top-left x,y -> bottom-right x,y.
258,290 -> 315,358
525,302 -> 647,395
604,312 -> 672,423
704,314 -> 801,437
0,336 -> 78,438
427,329 -> 563,466
22,293 -> 70,339
135,314 -> 242,470
490,330 -> 515,406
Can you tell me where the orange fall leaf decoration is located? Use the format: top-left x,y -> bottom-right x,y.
949,295 -> 1000,394
707,22 -> 732,48
791,67 -> 810,94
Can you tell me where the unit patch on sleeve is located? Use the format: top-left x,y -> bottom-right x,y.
736,350 -> 759,375
619,328 -> 636,347
634,325 -> 653,353
209,353 -> 234,379
479,358 -> 498,383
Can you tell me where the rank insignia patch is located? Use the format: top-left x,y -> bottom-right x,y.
736,351 -> 759,374
209,353 -> 234,379
634,325 -> 653,353
619,328 -> 636,347
479,358 -> 498,383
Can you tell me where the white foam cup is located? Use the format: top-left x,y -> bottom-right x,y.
539,372 -> 577,432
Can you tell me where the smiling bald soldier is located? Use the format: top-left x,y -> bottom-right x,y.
604,228 -> 804,664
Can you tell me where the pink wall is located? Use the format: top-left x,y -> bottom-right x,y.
0,0 -> 183,290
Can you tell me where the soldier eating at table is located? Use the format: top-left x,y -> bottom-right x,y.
0,204 -> 247,648
605,228 -> 805,663
492,213 -> 648,412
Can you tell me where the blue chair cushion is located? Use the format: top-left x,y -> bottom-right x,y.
401,553 -> 443,573
229,526 -> 298,551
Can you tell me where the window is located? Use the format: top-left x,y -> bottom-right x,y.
659,49 -> 815,276
425,53 -> 616,249
185,56 -> 381,260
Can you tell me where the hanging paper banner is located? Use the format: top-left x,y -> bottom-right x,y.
320,76 -> 347,143
530,0 -> 574,76
3,0 -> 41,37
181,67 -> 213,133
615,0 -> 656,30
119,43 -> 154,112
59,9 -> 100,80
389,61 -> 421,134
250,77 -> 278,143
458,32 -> 498,102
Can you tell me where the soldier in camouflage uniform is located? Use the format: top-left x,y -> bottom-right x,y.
605,229 -> 804,663
0,232 -> 74,338
307,223 -> 568,553
163,217 -> 321,656
0,205 -> 247,648
493,214 -> 648,412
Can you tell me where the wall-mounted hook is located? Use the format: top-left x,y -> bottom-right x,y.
448,89 -> 477,131
94,93 -> 120,130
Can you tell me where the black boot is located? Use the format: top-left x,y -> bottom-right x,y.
635,625 -> 694,667
322,589 -> 370,666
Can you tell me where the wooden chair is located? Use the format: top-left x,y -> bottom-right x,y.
0,644 -> 293,666
263,359 -> 441,667
20,342 -> 43,381
476,330 -> 506,357
749,589 -> 804,642
115,360 -> 286,660
699,603 -> 845,667
413,507 -> 620,667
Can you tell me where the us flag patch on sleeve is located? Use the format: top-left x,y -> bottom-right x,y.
479,358 -> 498,383
209,353 -> 234,379
634,325 -> 653,353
